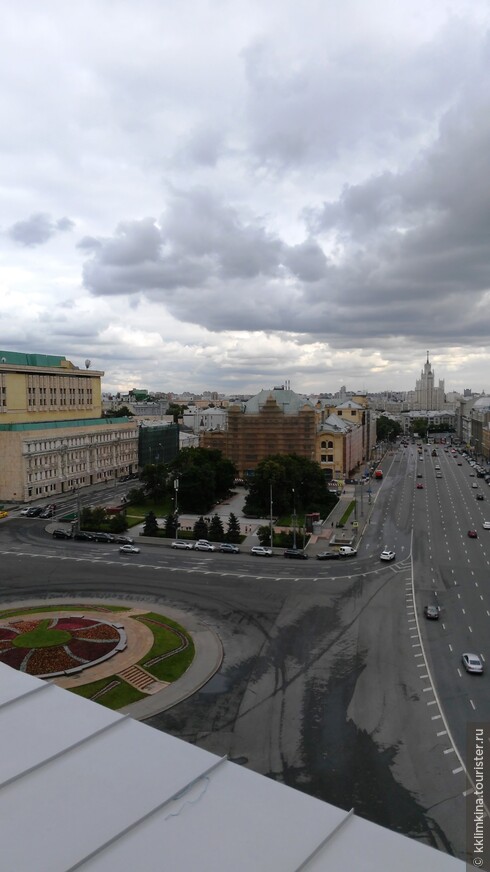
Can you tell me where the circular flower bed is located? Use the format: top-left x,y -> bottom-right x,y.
0,616 -> 126,678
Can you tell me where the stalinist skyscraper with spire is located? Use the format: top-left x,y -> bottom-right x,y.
412,352 -> 446,410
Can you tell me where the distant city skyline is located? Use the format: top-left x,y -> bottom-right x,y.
2,2 -> 490,394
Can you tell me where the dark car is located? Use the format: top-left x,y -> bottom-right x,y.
26,507 -> 43,517
73,531 -> 95,541
114,535 -> 134,545
476,494 -> 485,501
468,530 -> 478,538
283,549 -> 309,559
219,543 -> 240,553
91,532 -> 116,543
316,551 -> 340,560
52,529 -> 72,540
424,605 -> 439,620
39,507 -> 54,518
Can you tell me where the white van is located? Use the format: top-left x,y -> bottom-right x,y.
338,546 -> 357,556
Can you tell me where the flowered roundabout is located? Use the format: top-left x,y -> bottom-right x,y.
0,616 -> 125,678
0,604 -> 195,710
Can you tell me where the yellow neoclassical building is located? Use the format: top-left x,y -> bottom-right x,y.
0,351 -> 138,502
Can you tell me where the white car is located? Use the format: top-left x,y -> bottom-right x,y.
462,653 -> 484,674
472,483 -> 478,488
338,546 -> 357,557
380,550 -> 396,561
194,541 -> 216,552
483,521 -> 490,530
171,541 -> 194,549
119,545 -> 140,554
251,546 -> 272,557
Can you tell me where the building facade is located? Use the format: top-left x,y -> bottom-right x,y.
200,387 -> 376,479
0,351 -> 138,502
411,352 -> 446,411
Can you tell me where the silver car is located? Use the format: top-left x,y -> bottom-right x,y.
462,653 -> 484,674
171,541 -> 194,549
251,546 -> 272,557
194,542 -> 216,552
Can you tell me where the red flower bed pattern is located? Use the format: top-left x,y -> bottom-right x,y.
0,616 -> 124,677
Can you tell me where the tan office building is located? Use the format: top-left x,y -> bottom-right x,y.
0,351 -> 138,502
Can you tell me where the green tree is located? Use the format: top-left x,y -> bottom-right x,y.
164,513 -> 177,538
143,511 -> 159,537
108,513 -> 128,533
193,516 -> 209,540
376,415 -> 403,442
104,405 -> 134,418
209,514 -> 225,542
140,463 -> 168,502
169,447 -> 237,513
226,512 -> 241,544
244,454 -> 330,518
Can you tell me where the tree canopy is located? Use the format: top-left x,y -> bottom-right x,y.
376,415 -> 402,442
139,447 -> 236,514
243,454 -> 335,518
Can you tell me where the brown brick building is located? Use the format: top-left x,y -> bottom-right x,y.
200,389 -> 317,477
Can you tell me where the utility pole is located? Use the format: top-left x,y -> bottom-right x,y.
292,487 -> 297,550
269,482 -> 274,550
174,478 -> 179,540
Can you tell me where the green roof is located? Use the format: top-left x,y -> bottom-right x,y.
0,417 -> 133,432
0,350 -> 66,368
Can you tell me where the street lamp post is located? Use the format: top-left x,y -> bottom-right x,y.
174,477 -> 179,540
269,482 -> 274,550
292,487 -> 297,550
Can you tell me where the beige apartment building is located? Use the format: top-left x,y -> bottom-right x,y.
0,351 -> 138,502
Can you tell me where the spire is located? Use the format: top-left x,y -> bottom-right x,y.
426,350 -> 429,364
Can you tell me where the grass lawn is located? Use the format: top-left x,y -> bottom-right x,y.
70,676 -> 145,709
136,612 -> 195,683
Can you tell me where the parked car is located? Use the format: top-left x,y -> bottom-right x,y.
119,545 -> 140,554
52,529 -> 72,540
194,541 -> 216,552
219,543 -> 240,553
424,605 -> 440,620
73,531 -> 95,541
462,653 -> 484,674
316,551 -> 340,560
114,535 -> 134,545
171,540 -> 194,550
468,530 -> 478,538
92,532 -> 116,543
338,546 -> 357,557
283,549 -> 309,559
380,550 -> 396,561
24,507 -> 43,517
251,546 -> 272,557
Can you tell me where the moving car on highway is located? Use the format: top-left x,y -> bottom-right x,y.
462,653 -> 483,674
424,605 -> 439,620
380,549 -> 396,561
119,545 -> 140,554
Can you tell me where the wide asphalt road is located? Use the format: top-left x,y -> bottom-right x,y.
0,462 -> 479,863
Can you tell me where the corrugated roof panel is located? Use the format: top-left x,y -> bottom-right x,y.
79,759 -> 348,872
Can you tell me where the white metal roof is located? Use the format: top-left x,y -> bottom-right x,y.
0,663 -> 465,871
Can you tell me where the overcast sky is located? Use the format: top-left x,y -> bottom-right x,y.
2,0 -> 490,396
